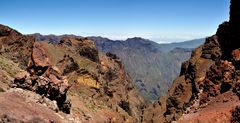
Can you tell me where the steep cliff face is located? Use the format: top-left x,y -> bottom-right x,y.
94,37 -> 198,101
144,0 -> 240,122
52,37 -> 144,122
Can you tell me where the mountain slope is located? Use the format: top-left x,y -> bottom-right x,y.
0,25 -> 144,122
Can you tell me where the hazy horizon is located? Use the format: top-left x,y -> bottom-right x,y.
30,32 -> 206,44
1,0 -> 229,43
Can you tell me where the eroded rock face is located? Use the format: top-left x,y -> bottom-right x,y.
57,55 -> 79,76
14,42 -> 71,113
77,38 -> 99,62
201,36 -> 221,60
98,53 -> 145,122
199,60 -> 235,104
0,24 -> 35,69
59,37 -> 72,46
28,42 -> 50,75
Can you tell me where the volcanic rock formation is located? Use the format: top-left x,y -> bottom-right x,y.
14,42 -> 71,113
0,24 -> 144,122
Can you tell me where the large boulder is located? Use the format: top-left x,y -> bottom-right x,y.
27,42 -> 50,75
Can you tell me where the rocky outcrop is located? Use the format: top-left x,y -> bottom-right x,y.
0,25 -> 34,69
28,42 -> 50,75
59,37 -> 73,46
57,55 -> 79,75
14,42 -> 71,113
58,37 -> 99,62
76,38 -> 99,62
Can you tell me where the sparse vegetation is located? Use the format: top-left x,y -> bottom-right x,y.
0,55 -> 22,77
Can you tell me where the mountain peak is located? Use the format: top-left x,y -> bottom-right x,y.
0,24 -> 22,37
126,37 -> 149,41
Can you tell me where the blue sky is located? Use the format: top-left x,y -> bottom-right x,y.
1,0 -> 229,43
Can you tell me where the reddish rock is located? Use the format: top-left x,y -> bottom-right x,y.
232,49 -> 240,62
14,42 -> 71,113
0,91 -> 69,122
177,92 -> 240,123
31,42 -> 50,67
201,36 -> 221,60
231,49 -> 240,69
27,42 -> 50,75
0,24 -> 35,69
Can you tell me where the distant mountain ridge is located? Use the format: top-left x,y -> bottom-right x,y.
93,37 -> 205,101
158,38 -> 206,52
30,33 -> 82,44
31,33 -> 205,101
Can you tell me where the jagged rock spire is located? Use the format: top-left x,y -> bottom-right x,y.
230,0 -> 240,28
